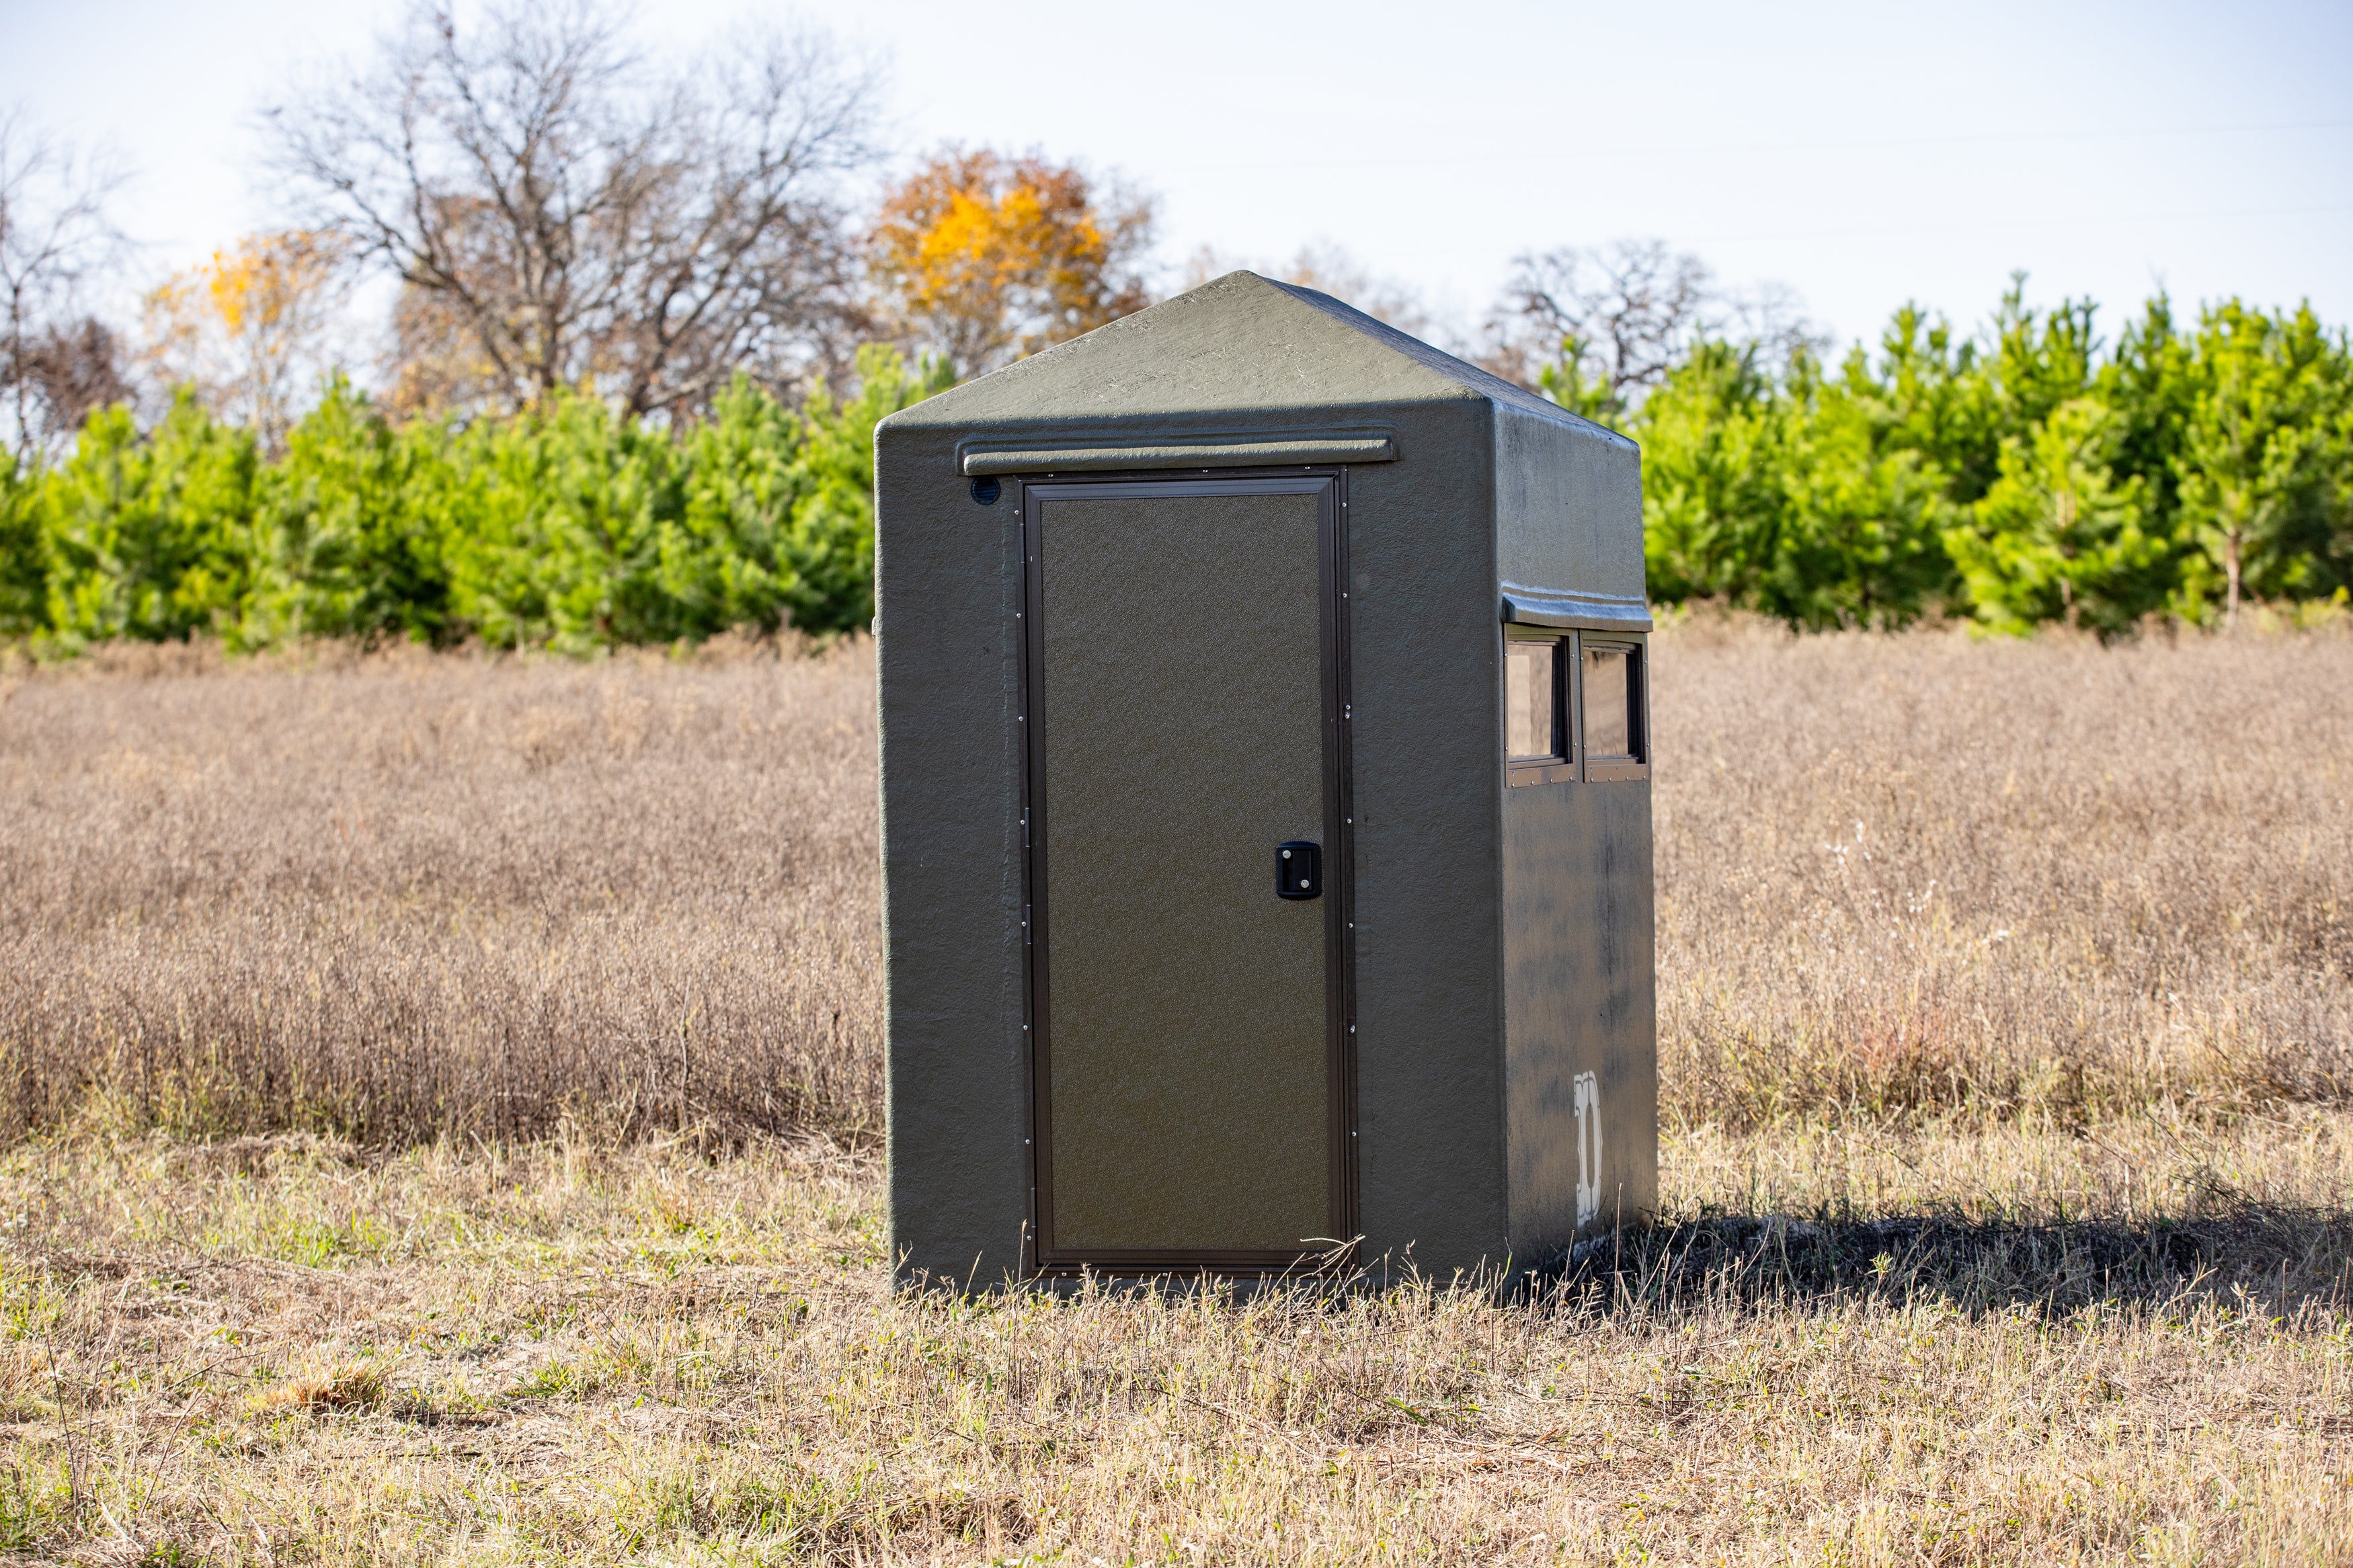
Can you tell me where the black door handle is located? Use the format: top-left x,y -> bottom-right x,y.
1276,841 -> 1321,899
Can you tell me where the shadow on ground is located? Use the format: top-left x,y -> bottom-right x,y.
1535,1199 -> 2353,1317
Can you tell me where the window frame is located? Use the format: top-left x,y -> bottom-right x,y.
1579,634 -> 1649,782
1503,626 -> 1652,788
1503,626 -> 1576,787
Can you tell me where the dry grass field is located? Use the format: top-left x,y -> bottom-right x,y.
0,636 -> 882,1146
1655,618 -> 2353,1124
2,619 -> 2351,1564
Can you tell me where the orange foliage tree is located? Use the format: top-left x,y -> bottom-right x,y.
141,230 -> 350,452
868,148 -> 1154,376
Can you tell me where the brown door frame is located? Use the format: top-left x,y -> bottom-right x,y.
1015,469 -> 1359,1276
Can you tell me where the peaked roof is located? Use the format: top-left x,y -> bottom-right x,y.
885,271 -> 1631,448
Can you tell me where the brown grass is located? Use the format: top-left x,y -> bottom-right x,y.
3,622 -> 2353,1561
0,637 -> 881,1145
1655,616 -> 2353,1126
243,1359 -> 392,1417
2,1116 -> 2350,1564
5,618 -> 2348,1145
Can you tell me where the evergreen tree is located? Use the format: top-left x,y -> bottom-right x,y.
0,452 -> 42,638
2173,301 -> 2352,622
1638,339 -> 1786,606
38,392 -> 260,649
251,376 -> 452,645
1947,397 -> 2173,636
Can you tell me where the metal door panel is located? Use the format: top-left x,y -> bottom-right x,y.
1023,476 -> 1353,1267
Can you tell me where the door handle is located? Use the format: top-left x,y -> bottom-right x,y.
1276,841 -> 1321,900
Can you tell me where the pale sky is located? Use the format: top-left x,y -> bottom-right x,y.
3,0 -> 2349,362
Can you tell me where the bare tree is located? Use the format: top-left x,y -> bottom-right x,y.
1721,278 -> 1825,370
1486,241 -> 1825,422
1486,241 -> 1718,418
19,317 -> 133,436
266,2 -> 885,420
0,110 -> 128,458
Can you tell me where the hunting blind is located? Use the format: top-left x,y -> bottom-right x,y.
875,271 -> 1657,1285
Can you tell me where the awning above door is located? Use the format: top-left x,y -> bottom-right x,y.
960,431 -> 1397,476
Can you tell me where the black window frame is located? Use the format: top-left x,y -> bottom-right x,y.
1504,626 -> 1576,787
1579,635 -> 1649,782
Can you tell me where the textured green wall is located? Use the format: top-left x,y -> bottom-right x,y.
1502,771 -> 1660,1257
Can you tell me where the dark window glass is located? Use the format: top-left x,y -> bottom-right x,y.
1505,640 -> 1558,760
1583,644 -> 1636,759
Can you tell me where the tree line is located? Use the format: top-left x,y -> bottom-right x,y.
1609,280 -> 2352,633
1,3 -> 2347,653
0,352 -> 941,652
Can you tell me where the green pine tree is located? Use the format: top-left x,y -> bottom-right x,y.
39,391 -> 262,650
1946,397 -> 2173,637
2174,301 -> 2352,623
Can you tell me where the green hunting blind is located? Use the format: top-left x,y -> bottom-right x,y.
875,270 -> 1657,1285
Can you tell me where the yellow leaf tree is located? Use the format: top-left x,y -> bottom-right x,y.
869,149 -> 1154,377
141,229 -> 350,452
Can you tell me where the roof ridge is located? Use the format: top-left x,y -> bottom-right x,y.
1257,276 -> 1632,444
879,270 -> 1634,448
